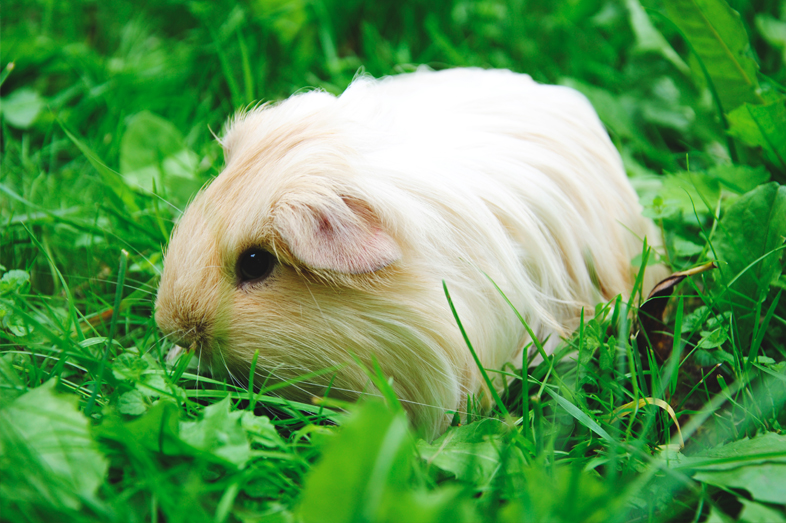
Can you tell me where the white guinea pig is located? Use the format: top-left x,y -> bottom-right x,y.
155,67 -> 666,438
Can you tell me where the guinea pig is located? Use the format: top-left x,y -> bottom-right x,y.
155,67 -> 667,438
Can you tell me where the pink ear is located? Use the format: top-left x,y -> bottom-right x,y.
273,195 -> 401,274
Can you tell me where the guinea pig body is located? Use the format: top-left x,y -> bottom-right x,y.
155,67 -> 666,438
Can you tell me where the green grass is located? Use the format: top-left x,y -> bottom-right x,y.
2,0 -> 786,521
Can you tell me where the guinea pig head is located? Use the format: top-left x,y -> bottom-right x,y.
155,105 -> 465,438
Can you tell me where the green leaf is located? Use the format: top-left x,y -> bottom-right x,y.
677,432 -> 786,470
662,0 -> 762,112
671,236 -> 704,257
0,87 -> 45,128
737,499 -> 786,522
417,420 -> 511,482
498,464 -> 614,523
120,111 -> 201,204
712,183 -> 786,304
120,111 -> 188,174
708,164 -> 770,194
0,269 -> 30,294
97,399 -> 181,454
660,171 -> 722,215
0,380 -> 109,510
179,397 -> 252,468
727,99 -> 786,170
626,0 -> 689,74
117,389 -> 148,416
297,400 -> 413,523
694,464 -> 786,505
755,15 -> 786,56
240,412 -> 287,450
663,433 -> 786,509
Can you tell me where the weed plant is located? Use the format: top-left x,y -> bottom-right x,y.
1,0 -> 786,521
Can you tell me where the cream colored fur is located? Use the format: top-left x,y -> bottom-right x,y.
155,68 -> 667,439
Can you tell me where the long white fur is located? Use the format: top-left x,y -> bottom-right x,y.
155,68 -> 667,439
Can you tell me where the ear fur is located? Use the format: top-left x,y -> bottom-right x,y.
273,193 -> 401,275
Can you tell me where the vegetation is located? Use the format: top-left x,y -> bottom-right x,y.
2,0 -> 785,521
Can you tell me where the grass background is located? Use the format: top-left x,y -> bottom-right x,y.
2,0 -> 786,521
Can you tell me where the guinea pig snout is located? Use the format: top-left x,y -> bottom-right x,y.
154,302 -> 215,351
155,268 -> 226,353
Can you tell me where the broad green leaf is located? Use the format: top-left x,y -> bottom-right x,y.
297,400 -> 413,523
662,433 -> 786,510
117,389 -> 148,416
0,380 -> 108,510
712,183 -> 786,304
120,111 -> 201,204
671,236 -> 704,257
696,325 -> 729,349
675,432 -> 786,470
240,412 -> 287,450
417,419 -> 511,482
626,0 -> 689,75
96,399 -> 182,454
120,111 -> 187,174
0,87 -> 44,128
694,464 -> 786,505
708,164 -> 770,194
755,15 -> 786,60
727,99 -> 786,171
663,0 -> 762,112
737,499 -> 786,522
99,397 -> 253,468
179,397 -> 252,468
658,171 -> 721,217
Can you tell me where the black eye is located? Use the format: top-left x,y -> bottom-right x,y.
238,249 -> 275,283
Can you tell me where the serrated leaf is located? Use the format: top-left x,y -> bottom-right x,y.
663,0 -> 762,112
0,381 -> 108,510
727,99 -> 786,170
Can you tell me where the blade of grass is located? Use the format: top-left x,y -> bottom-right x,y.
85,249 -> 128,416
443,280 -> 509,419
